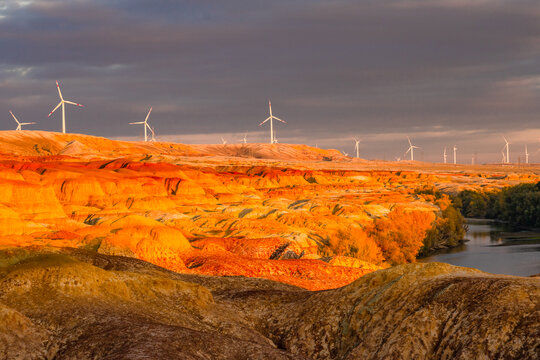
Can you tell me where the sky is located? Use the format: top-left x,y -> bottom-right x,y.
1,0 -> 540,163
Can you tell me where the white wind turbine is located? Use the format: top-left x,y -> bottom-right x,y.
259,100 -> 285,144
9,111 -> 35,131
501,151 -> 506,164
221,137 -> 227,145
443,147 -> 447,164
239,132 -> 247,144
453,145 -> 457,164
129,107 -> 153,142
405,137 -> 420,161
525,145 -> 529,164
48,80 -> 84,134
354,138 -> 361,158
502,137 -> 510,164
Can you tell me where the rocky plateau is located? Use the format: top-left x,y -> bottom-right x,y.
0,131 -> 538,359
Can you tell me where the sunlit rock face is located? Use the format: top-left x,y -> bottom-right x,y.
0,249 -> 537,359
0,130 -> 539,290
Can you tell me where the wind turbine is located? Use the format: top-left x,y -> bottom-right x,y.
9,111 -> 35,131
259,100 -> 285,144
354,138 -> 361,158
273,130 -> 278,144
239,132 -> 248,144
149,126 -> 156,142
453,145 -> 457,164
443,147 -> 447,164
129,107 -> 153,142
502,137 -> 510,164
501,151 -> 506,164
47,80 -> 84,134
221,137 -> 227,145
405,137 -> 420,161
525,145 -> 529,164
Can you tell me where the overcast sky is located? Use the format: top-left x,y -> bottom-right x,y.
1,0 -> 540,163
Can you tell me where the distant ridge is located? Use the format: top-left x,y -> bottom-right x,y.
0,131 -> 347,161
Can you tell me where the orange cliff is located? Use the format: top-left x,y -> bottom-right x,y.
1,131 -> 539,290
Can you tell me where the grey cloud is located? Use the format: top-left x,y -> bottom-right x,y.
1,0 -> 540,162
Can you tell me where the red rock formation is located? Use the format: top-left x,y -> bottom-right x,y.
0,131 -> 539,290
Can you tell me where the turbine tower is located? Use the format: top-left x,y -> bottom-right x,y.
9,111 -> 35,131
129,107 -> 153,142
453,145 -> 457,164
354,138 -> 361,158
503,137 -> 510,164
525,145 -> 529,164
405,137 -> 420,161
48,80 -> 84,134
259,100 -> 285,144
443,147 -> 447,164
149,126 -> 156,142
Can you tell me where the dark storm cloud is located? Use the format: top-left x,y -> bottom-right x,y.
1,0 -> 540,162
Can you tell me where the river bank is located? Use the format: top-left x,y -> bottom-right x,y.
420,219 -> 540,276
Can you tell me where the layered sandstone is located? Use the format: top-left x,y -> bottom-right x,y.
0,131 -> 539,290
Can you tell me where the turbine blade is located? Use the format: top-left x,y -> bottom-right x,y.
48,102 -> 62,117
56,80 -> 63,100
20,122 -> 36,125
273,116 -> 286,123
407,136 -> 412,146
9,111 -> 20,124
145,107 -> 153,123
64,100 -> 84,107
129,121 -> 145,125
258,117 -> 271,126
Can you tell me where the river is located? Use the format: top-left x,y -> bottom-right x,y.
421,219 -> 540,277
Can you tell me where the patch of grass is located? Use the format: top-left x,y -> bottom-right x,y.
84,214 -> 101,225
258,209 -> 278,219
81,237 -> 104,252
332,204 -> 343,215
238,208 -> 253,218
288,199 -> 310,209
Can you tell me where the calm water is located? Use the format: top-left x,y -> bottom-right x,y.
421,219 -> 540,276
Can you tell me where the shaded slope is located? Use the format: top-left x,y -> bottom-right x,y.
0,248 -> 538,359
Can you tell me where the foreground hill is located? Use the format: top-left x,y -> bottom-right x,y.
0,248 -> 538,359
